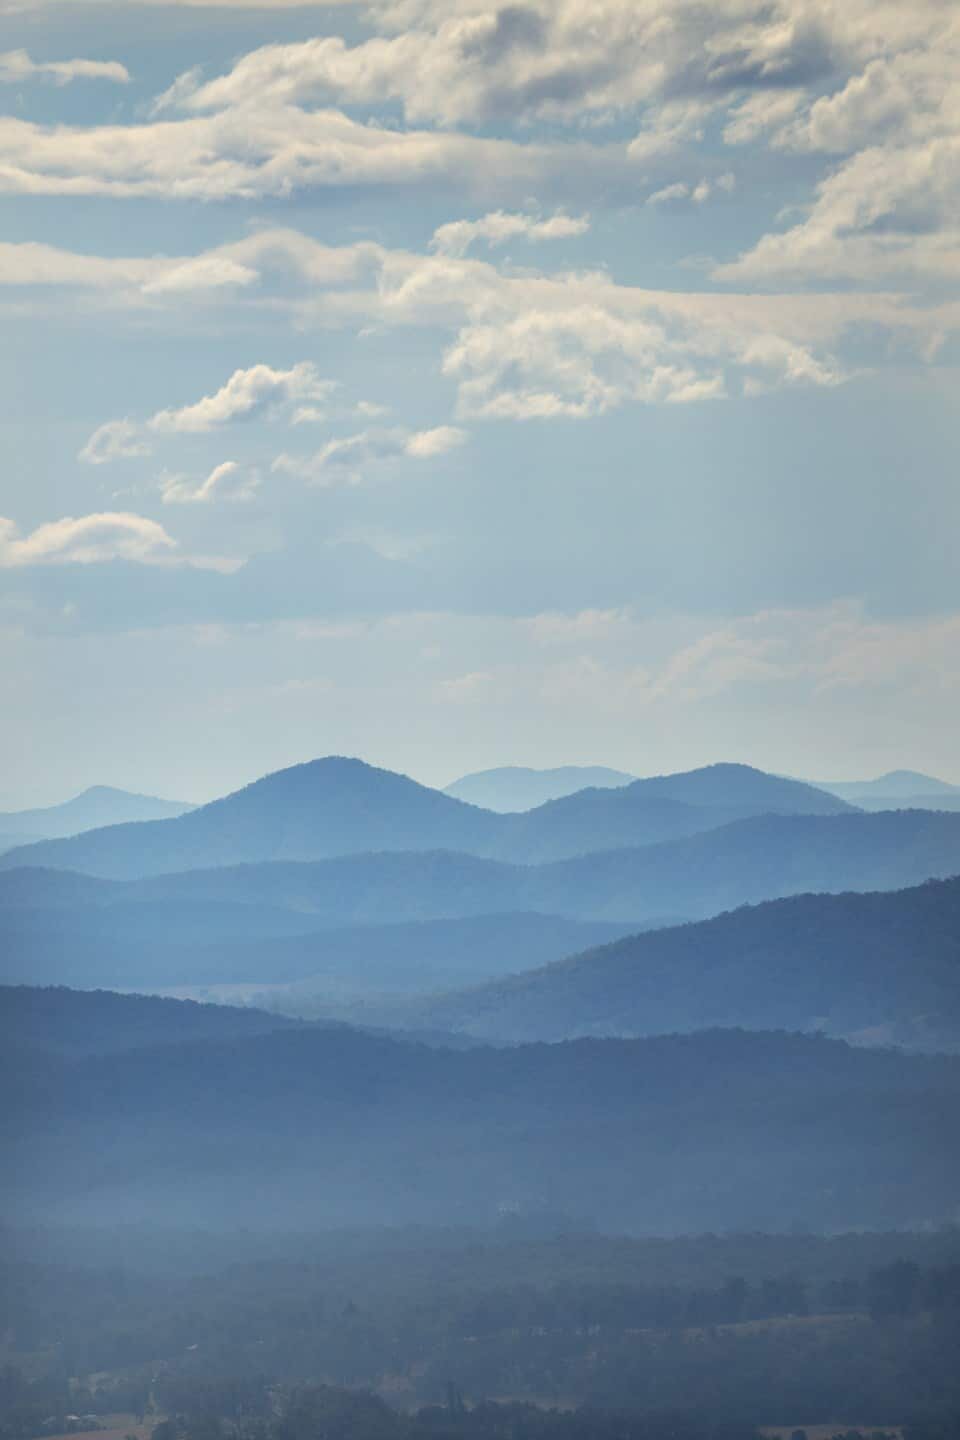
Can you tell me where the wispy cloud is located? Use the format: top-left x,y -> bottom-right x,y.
159,461 -> 260,505
0,49 -> 129,86
431,210 -> 589,257
79,419 -> 151,466
273,425 -> 467,483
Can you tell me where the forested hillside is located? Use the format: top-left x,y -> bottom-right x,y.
5,997 -> 959,1234
399,876 -> 960,1047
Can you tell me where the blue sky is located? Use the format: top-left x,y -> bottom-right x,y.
1,0 -> 958,804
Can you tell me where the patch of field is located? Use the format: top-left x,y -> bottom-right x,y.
41,1414 -> 155,1440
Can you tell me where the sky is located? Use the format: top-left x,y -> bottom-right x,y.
1,0 -> 958,805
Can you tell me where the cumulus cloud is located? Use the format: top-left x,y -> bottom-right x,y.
79,419 -> 151,466
0,49 -> 129,86
0,0 -> 954,299
273,425 -> 467,483
50,227 -> 951,432
431,210 -> 589,257
718,136 -> 960,283
148,362 -> 335,435
159,461 -> 259,505
716,9 -> 960,284
13,220 -> 950,427
439,297 -> 851,420
79,365 -> 340,475
152,1 -> 839,128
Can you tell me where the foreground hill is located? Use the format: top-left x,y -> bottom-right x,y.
444,765 -> 636,811
0,785 -> 193,850
400,876 -> 960,1048
4,1002 -> 958,1234
0,759 -> 850,879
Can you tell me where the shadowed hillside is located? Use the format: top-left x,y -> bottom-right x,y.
396,875 -> 960,1047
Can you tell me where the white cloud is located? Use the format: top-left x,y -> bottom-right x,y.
0,106 -> 554,201
78,419 -> 151,466
0,510 -> 238,570
150,2 -> 838,129
0,0 -> 954,300
716,11 -> 960,285
648,174 -> 735,206
646,182 -> 691,206
431,210 -> 589,257
0,49 -> 129,86
148,363 -> 335,435
159,461 -> 259,505
404,425 -> 466,457
140,257 -> 259,295
0,230 -> 381,303
14,227 -> 953,425
273,424 -> 467,483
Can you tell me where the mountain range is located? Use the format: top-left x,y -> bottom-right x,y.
6,803 -> 960,996
0,758 -> 850,879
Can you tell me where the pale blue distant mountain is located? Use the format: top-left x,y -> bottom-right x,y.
0,758 -> 852,880
0,785 -> 194,847
444,765 -> 636,811
817,770 -> 960,811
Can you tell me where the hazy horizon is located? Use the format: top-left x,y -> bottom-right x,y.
5,752 -> 960,812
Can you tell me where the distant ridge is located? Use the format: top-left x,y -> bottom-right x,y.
0,785 -> 194,847
817,769 -> 960,811
0,757 -> 852,880
445,765 -> 636,812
